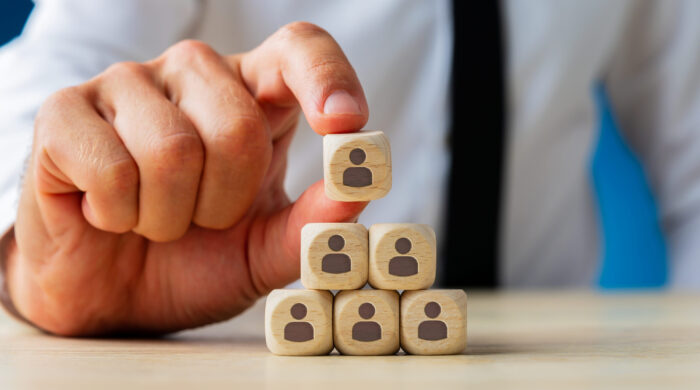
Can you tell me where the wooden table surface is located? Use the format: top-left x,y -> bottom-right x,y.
1,291 -> 699,389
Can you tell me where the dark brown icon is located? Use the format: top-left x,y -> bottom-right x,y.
352,303 -> 382,342
284,303 -> 314,342
417,301 -> 447,341
388,237 -> 418,276
321,235 -> 351,274
343,148 -> 372,187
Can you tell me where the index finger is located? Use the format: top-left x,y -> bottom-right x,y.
237,21 -> 369,135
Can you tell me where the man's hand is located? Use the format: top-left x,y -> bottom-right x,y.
7,22 -> 369,336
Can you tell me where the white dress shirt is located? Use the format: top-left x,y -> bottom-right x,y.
1,0 -> 699,287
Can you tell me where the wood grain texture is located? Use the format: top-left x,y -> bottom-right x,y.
301,223 -> 368,290
400,290 -> 467,355
333,289 -> 400,355
265,289 -> 333,356
368,224 -> 436,290
3,291 -> 700,389
323,131 -> 392,201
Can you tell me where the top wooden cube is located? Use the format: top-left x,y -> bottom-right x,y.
323,131 -> 392,201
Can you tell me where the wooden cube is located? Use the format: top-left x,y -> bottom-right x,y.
301,223 -> 368,290
265,289 -> 334,356
323,130 -> 392,201
333,289 -> 400,355
368,223 -> 436,290
400,289 -> 467,355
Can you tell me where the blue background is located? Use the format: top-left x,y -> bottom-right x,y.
591,86 -> 667,288
0,1 -> 668,289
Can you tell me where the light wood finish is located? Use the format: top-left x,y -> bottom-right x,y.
333,289 -> 400,355
323,130 -> 392,201
368,223 -> 436,290
400,289 -> 467,355
265,289 -> 333,356
301,223 -> 368,290
2,291 -> 700,389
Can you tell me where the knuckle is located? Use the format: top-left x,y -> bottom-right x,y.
165,39 -> 217,65
149,132 -> 204,173
35,90 -> 83,154
35,87 -> 82,131
42,87 -> 82,109
214,116 -> 269,150
234,115 -> 268,138
103,61 -> 149,81
278,21 -> 329,41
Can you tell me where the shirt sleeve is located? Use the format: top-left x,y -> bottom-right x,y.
605,0 -> 700,288
0,0 -> 201,233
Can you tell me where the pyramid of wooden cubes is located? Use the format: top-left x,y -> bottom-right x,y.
265,131 -> 467,356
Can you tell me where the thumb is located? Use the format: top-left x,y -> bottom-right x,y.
248,180 -> 367,294
239,22 -> 369,135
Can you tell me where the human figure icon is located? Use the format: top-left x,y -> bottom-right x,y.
321,235 -> 351,274
417,301 -> 447,341
342,148 -> 373,187
283,303 -> 314,342
388,237 -> 418,276
351,303 -> 382,342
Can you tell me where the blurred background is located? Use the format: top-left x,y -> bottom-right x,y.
0,1 -> 668,289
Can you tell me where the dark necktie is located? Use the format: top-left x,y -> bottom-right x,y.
442,0 -> 506,288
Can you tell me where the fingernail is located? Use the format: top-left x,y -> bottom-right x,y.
323,90 -> 362,115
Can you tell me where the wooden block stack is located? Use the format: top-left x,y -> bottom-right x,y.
265,131 -> 467,356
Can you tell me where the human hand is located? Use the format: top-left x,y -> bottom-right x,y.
7,22 -> 368,335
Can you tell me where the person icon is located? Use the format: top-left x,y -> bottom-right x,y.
284,303 -> 314,342
352,303 -> 382,342
342,148 -> 373,187
417,301 -> 447,341
388,237 -> 418,276
321,235 -> 352,274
